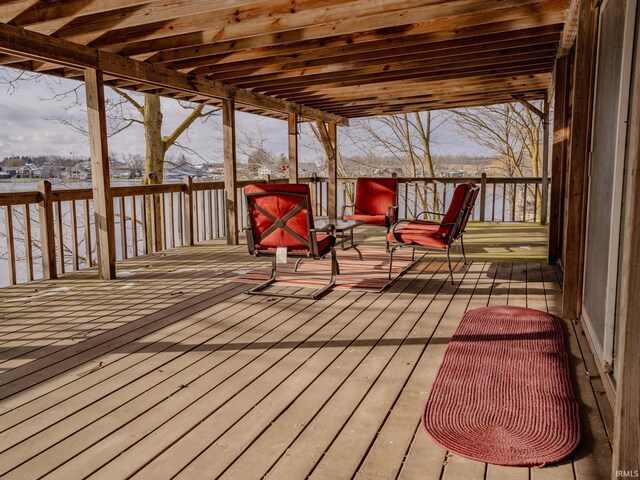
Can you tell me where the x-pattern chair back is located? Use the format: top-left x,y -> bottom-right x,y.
248,193 -> 311,250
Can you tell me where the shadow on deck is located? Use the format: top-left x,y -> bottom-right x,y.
0,224 -> 612,479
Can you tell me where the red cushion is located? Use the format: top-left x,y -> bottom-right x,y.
244,184 -> 314,249
343,213 -> 387,225
439,183 -> 473,238
353,178 -> 398,216
388,222 -> 447,248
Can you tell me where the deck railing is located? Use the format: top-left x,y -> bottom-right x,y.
0,174 -> 547,286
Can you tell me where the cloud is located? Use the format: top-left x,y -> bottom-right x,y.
0,69 -> 491,162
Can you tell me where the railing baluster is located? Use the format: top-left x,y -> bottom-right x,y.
119,196 -> 127,260
142,195 -> 149,255
71,200 -> 79,269
533,183 -> 539,223
24,204 -> 34,281
56,201 -> 65,274
177,192 -> 184,246
214,189 -> 220,239
501,183 -> 506,222
207,189 -> 214,241
131,196 -> 138,256
511,184 -> 517,222
491,183 -> 496,221
5,206 -> 16,285
169,192 -> 176,249
194,189 -> 199,243
84,198 -> 92,267
160,193 -> 166,251
522,184 -> 527,222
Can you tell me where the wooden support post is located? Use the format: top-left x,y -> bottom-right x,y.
37,180 -> 56,280
84,68 -> 116,280
479,172 -> 487,222
549,55 -> 572,264
562,0 -> 598,319
183,176 -> 194,246
223,99 -> 239,245
613,20 -> 640,470
288,113 -> 299,183
327,122 -> 338,218
541,94 -> 550,226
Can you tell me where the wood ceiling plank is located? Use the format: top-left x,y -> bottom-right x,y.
240,53 -> 557,95
109,0 -> 566,57
161,24 -> 563,73
299,77 -> 550,108
251,63 -> 553,96
193,35 -> 559,79
210,44 -> 558,86
7,0 -> 152,33
335,90 -> 547,116
47,0 -> 327,44
0,21 -> 347,124
150,16 -> 564,67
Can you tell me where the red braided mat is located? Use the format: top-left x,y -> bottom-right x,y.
423,306 -> 580,466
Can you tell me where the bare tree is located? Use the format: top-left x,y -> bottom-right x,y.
304,112 -> 449,217
452,102 -> 543,217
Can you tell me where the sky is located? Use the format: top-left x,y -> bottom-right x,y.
0,67 -> 491,164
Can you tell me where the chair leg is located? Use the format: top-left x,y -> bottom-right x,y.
411,247 -> 415,262
446,247 -> 455,285
388,245 -> 398,280
460,235 -> 467,265
293,258 -> 303,272
247,256 -> 278,295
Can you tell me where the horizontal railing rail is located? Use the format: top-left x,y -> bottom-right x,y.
0,174 -> 547,287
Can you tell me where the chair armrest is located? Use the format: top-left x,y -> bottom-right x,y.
341,204 -> 355,218
310,224 -> 336,257
389,219 -> 414,244
416,211 -> 444,219
385,205 -> 399,230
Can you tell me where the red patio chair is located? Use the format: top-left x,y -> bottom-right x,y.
387,182 -> 479,284
244,183 -> 339,299
342,177 -> 399,251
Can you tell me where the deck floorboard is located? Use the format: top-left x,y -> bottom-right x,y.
0,225 -> 612,480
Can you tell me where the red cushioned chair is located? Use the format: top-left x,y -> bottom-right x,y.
387,182 -> 479,284
244,183 -> 339,299
342,177 -> 399,251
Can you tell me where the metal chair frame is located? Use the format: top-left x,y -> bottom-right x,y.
388,186 -> 479,284
245,188 -> 339,299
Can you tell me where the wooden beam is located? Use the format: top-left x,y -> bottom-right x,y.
288,113 -> 299,184
321,122 -> 338,219
548,54 -> 572,264
541,94 -> 550,226
84,68 -> 116,280
0,22 -> 347,125
512,95 -> 545,118
562,0 -> 598,319
558,0 -> 580,57
613,12 -> 640,470
36,180 -> 56,280
223,99 -> 239,246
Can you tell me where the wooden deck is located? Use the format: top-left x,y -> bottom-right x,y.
0,225 -> 612,480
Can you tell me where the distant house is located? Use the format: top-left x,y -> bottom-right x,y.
164,164 -> 204,181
